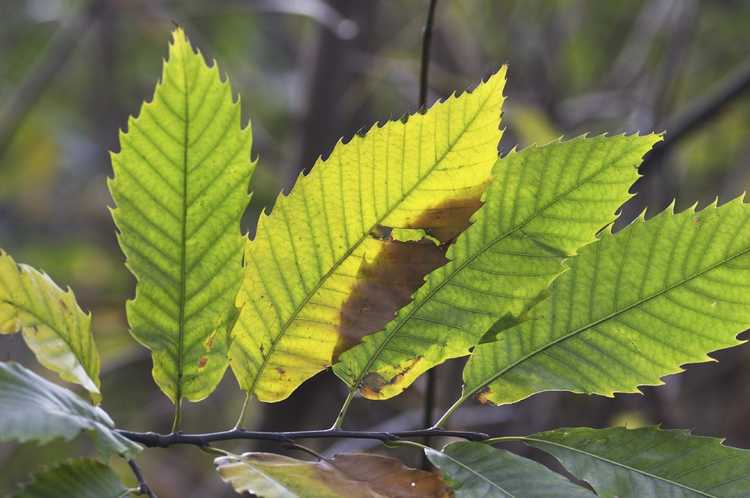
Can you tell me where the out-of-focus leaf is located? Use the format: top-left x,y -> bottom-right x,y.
10,459 -> 129,498
109,28 -> 255,405
215,451 -> 451,497
0,249 -> 101,402
0,361 -> 140,458
425,441 -> 595,498
528,426 -> 750,497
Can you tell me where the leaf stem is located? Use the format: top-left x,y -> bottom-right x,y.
234,392 -> 250,429
171,399 -> 182,433
431,393 -> 468,429
331,389 -> 356,429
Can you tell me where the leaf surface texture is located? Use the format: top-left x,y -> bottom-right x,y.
10,459 -> 128,498
109,28 -> 254,403
426,441 -> 595,498
0,250 -> 100,401
230,69 -> 507,401
0,362 -> 140,457
215,451 -> 451,497
528,426 -> 750,497
335,134 -> 661,399
463,197 -> 750,406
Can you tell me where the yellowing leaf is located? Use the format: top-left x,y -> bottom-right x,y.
0,250 -> 100,401
109,28 -> 255,407
215,452 -> 451,498
230,68 -> 507,402
334,134 -> 661,400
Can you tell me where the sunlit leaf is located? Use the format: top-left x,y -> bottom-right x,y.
335,134 -> 661,400
0,250 -> 100,402
460,197 -> 750,408
109,28 -> 255,405
230,68 -> 507,402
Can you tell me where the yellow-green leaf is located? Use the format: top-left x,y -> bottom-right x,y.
230,68 -> 507,402
109,28 -> 255,406
334,134 -> 661,400
0,250 -> 100,401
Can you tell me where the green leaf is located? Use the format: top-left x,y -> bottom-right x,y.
527,426 -> 750,497
215,451 -> 451,497
334,133 -> 661,400
459,197 -> 750,409
425,441 -> 595,498
230,68 -> 507,402
10,459 -> 129,498
0,250 -> 101,402
109,28 -> 255,405
0,361 -> 140,458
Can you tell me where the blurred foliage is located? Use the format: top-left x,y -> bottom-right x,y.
2,1 -> 750,496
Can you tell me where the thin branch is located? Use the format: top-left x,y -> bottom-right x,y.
127,459 -> 157,498
116,427 -> 490,448
419,0 -> 439,469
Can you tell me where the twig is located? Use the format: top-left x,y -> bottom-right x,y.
419,0 -> 439,469
116,427 -> 489,448
0,0 -> 107,159
127,459 -> 157,498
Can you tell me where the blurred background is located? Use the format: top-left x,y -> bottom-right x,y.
2,0 -> 750,495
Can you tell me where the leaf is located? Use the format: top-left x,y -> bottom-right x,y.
334,133 -> 661,400
10,459 -> 129,498
230,68 -> 507,402
0,250 -> 101,402
425,441 -> 595,498
215,451 -> 451,498
0,361 -> 140,458
109,28 -> 255,404
460,196 -> 750,408
527,426 -> 750,497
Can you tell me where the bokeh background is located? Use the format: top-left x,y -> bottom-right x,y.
2,0 -> 750,496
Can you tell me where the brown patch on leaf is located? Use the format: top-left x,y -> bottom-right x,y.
406,192 -> 486,243
335,240 -> 446,357
476,387 -> 494,405
216,451 -> 452,498
359,356 -> 423,398
198,356 -> 208,369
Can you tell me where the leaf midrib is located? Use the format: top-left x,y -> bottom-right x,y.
347,138 -> 641,392
247,81 -> 500,395
466,220 -> 750,403
525,436 -> 714,497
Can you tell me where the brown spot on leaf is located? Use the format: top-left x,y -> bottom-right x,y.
198,356 -> 208,369
406,191 -> 486,243
275,366 -> 285,375
476,387 -> 494,405
359,356 -> 423,398
335,240 -> 446,357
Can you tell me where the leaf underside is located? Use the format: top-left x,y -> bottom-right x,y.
215,451 -> 451,498
334,133 -> 661,400
230,68 -> 507,402
426,441 -> 595,498
0,250 -> 100,402
529,426 -> 750,498
10,459 -> 128,498
0,362 -> 140,458
462,196 -> 750,407
109,28 -> 255,403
